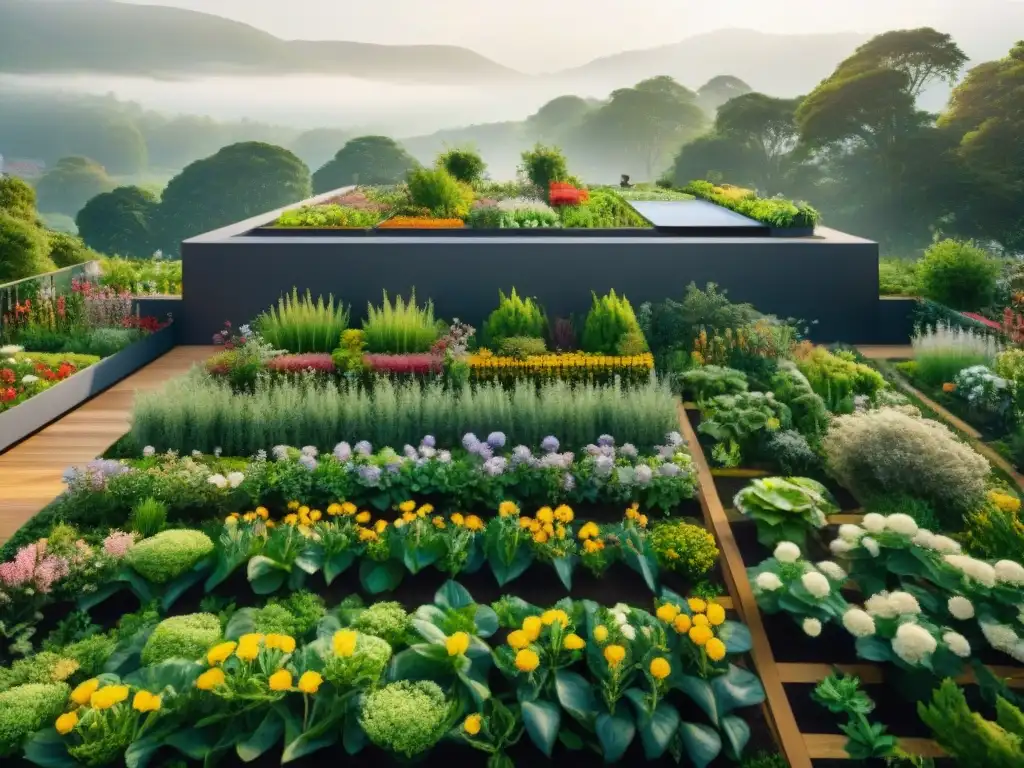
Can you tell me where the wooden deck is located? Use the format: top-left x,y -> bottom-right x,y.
856,345 -> 913,360
0,346 -> 214,544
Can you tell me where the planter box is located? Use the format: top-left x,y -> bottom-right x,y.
0,325 -> 176,454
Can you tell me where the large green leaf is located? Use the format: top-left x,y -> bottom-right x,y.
856,635 -> 894,662
677,721 -> 722,768
358,558 -> 404,594
716,621 -> 753,654
322,550 -> 355,585
555,669 -> 599,725
76,581 -> 125,612
166,727 -> 218,760
123,659 -> 202,693
124,734 -> 161,768
721,714 -> 751,760
711,665 -> 765,717
675,674 -> 718,725
103,627 -> 153,676
436,580 -> 474,610
474,605 -> 499,638
236,710 -> 285,762
388,644 -> 450,681
22,728 -> 76,768
247,555 -> 287,595
204,550 -> 245,591
520,698 -> 561,757
225,608 -> 258,640
343,707 -> 367,754
624,690 -> 680,760
293,547 -> 324,575
488,542 -> 534,587
552,556 -> 575,590
402,539 -> 446,574
281,731 -> 337,763
596,708 -> 636,763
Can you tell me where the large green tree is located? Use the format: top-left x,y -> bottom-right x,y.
34,156 -> 116,217
0,176 -> 37,223
0,212 -> 55,282
526,96 -> 595,142
696,75 -> 753,113
157,142 -> 311,253
312,136 -> 418,192
76,185 -> 161,258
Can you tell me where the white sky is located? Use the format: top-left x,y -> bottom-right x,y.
118,0 -> 1000,71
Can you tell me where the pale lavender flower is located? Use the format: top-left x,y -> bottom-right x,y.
541,436 -> 559,453
142,446 -> 155,458
333,442 -> 352,462
358,465 -> 382,485
563,473 -> 576,491
385,460 -> 403,474
462,433 -> 480,451
403,445 -> 419,460
585,444 -> 601,456
419,445 -> 437,459
421,435 -> 436,448
598,434 -> 615,447
659,463 -> 681,477
272,445 -> 289,461
103,531 -> 135,558
658,445 -> 676,460
666,431 -> 684,447
620,443 -> 638,460
301,445 -> 319,457
595,455 -> 615,477
511,445 -> 533,466
438,450 -> 452,464
483,457 -> 508,476
472,443 -> 494,461
487,432 -> 507,449
298,455 -> 318,471
635,465 -> 653,486
354,441 -> 373,456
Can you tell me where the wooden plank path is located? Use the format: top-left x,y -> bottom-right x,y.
0,346 -> 214,544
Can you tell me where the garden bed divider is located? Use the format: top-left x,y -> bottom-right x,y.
0,325 -> 176,454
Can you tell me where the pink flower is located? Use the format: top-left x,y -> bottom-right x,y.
103,531 -> 136,558
266,354 -> 336,374
0,543 -> 69,593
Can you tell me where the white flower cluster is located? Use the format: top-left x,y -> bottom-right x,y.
609,603 -> 636,640
842,608 -> 876,638
891,623 -> 937,665
829,513 -> 961,558
864,590 -> 922,619
947,595 -> 975,620
980,621 -> 1024,663
207,472 -> 245,489
754,572 -> 783,592
943,554 -> 997,587
953,365 -> 1013,414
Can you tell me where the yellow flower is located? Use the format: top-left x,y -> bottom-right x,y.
207,641 -> 237,666
450,513 -> 465,526
256,506 -> 269,519
689,625 -> 713,647
393,519 -> 406,529
243,512 -> 257,523
399,500 -> 416,514
554,505 -> 574,523
356,511 -> 371,524
463,713 -> 482,736
196,667 -> 226,690
522,616 -> 542,641
70,678 -> 100,706
268,669 -> 293,691
417,504 -> 434,517
533,530 -> 549,544
309,510 -> 322,522
499,501 -> 519,518
649,658 -> 671,680
90,685 -> 129,710
507,630 -> 530,650
519,516 -> 533,529
688,598 -> 707,614
583,539 -> 604,554
374,519 -> 388,533
656,603 -> 680,623
226,514 -> 239,525
604,645 -> 626,668
563,633 -> 586,651
287,500 -> 300,511
333,630 -> 358,658
541,609 -> 569,628
673,614 -> 692,634
402,511 -> 417,523
515,649 -> 540,672
327,503 -> 342,516
555,524 -> 566,539
705,637 -> 727,662
433,516 -> 446,529
298,671 -> 323,694
341,502 -> 357,516
358,528 -> 378,542
298,505 -> 310,516
266,634 -> 297,653
237,634 -> 264,660
625,503 -> 639,520
594,625 -> 609,643
693,614 -> 710,628
446,632 -> 471,656
705,603 -> 726,626
55,711 -> 79,735
284,514 -> 299,526
465,515 -> 484,532
536,507 -> 554,524
133,691 -> 161,713
577,522 -> 600,540
637,515 -> 648,528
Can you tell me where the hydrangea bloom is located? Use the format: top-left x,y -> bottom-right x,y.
594,455 -> 614,477
842,608 -> 876,638
483,457 -> 507,476
861,513 -> 886,533
354,441 -> 373,456
358,465 -> 382,485
659,463 -> 681,477
666,431 -> 684,447
299,455 -> 318,471
815,561 -> 847,581
947,595 -> 975,620
803,618 -> 823,637
620,443 -> 638,460
421,435 -> 436,449
891,622 -> 937,665
754,572 -> 783,592
462,433 -> 480,451
801,572 -> 831,598
541,436 -> 559,453
142,446 -> 155,457
487,432 -> 507,449
884,513 -> 919,537
511,445 -> 533,466
943,631 -> 971,658
227,472 -> 245,488
272,445 -> 289,460
437,450 -> 452,464
944,554 -> 997,587
634,465 -> 653,486
333,442 -> 352,462
597,434 -> 615,447
301,445 -> 319,457
995,560 -> 1024,586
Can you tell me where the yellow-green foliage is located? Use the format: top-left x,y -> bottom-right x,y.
581,290 -> 646,354
126,529 -> 214,584
141,613 -> 222,666
791,342 -> 885,412
649,520 -> 720,580
0,683 -> 69,756
559,188 -> 650,228
964,492 -> 1024,560
359,680 -> 449,758
682,180 -> 819,229
255,287 -> 350,354
275,204 -> 382,228
483,288 -> 547,347
362,291 -> 439,354
324,632 -> 392,687
406,167 -> 473,219
918,678 -> 1024,767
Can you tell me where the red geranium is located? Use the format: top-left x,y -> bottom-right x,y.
0,369 -> 14,385
549,181 -> 589,207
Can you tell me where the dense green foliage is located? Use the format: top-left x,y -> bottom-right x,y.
0,176 -> 38,222
0,211 -> 55,283
581,290 -> 646,355
255,288 -> 350,354
436,147 -> 486,184
75,186 -> 161,258
34,157 -> 115,217
519,144 -> 570,191
917,239 -> 1001,310
406,167 -> 472,218
363,291 -> 439,354
483,288 -> 547,347
312,136 -> 418,192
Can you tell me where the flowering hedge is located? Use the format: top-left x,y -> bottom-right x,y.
0,347 -> 100,412
468,351 -> 654,386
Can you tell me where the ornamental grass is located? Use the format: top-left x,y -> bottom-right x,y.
254,288 -> 349,354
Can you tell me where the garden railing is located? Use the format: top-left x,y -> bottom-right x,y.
0,260 -> 101,334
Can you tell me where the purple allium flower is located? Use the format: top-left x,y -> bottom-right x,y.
511,445 -> 533,466
103,531 -> 135,558
666,431 -> 684,447
438,450 -> 452,464
659,463 -> 681,477
595,455 -> 614,477
541,436 -> 559,453
403,445 -> 419,460
462,433 -> 480,451
472,443 -> 494,461
358,465 -> 382,485
142,446 -> 155,458
301,445 -> 319,457
635,465 -> 653,486
597,434 -> 615,447
272,445 -> 289,461
563,473 -> 576,491
354,441 -> 373,456
483,457 -> 508,476
620,443 -> 638,460
298,454 -> 318,471
421,435 -> 436,449
487,431 -> 507,449
333,442 -> 352,462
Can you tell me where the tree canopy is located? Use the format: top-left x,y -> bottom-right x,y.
34,156 -> 116,217
696,76 -> 753,113
312,136 -> 419,192
0,176 -> 37,223
76,185 -> 161,258
0,211 -> 55,283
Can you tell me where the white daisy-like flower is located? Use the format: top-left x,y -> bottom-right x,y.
755,572 -> 784,592
207,473 -> 227,489
803,617 -> 823,638
862,513 -> 886,533
888,591 -> 922,616
861,537 -> 881,557
816,561 -> 847,581
620,623 -> 637,641
226,472 -> 245,488
802,571 -> 831,598
842,608 -> 876,638
21,374 -> 39,384
942,631 -> 971,658
838,524 -> 865,541
774,541 -> 801,563
947,596 -> 975,620
995,560 -> 1024,586
829,538 -> 853,555
865,592 -> 899,619
142,445 -> 155,457
884,513 -> 919,537
892,622 -> 937,665
944,555 -> 997,587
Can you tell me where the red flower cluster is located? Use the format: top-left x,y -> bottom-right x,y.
36,361 -> 77,381
0,387 -> 15,403
1002,307 -> 1024,344
266,354 -> 336,374
123,315 -> 170,333
549,182 -> 589,207
0,369 -> 13,385
364,354 -> 443,375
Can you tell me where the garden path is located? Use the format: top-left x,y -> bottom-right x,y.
855,345 -> 913,359
0,346 -> 215,544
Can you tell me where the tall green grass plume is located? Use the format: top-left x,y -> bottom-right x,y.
255,288 -> 349,354
582,290 -> 647,355
363,290 -> 439,354
130,498 -> 168,538
483,288 -> 547,348
406,167 -> 472,219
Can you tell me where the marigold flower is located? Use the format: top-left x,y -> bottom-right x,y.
432,516 -> 446,529
90,685 -> 129,710
705,602 -> 726,626
519,516 -> 533,529
287,501 -> 300,511
402,511 -> 417,523
341,502 -> 357,516
499,501 -> 519,517
507,630 -> 529,650
536,507 -> 554,524
255,506 -> 269,519
236,635 -> 263,661
309,510 -> 322,522
463,713 -> 482,736
578,522 -> 600,540
356,511 -> 371,524
375,519 -> 388,533
541,609 -> 569,628
450,513 -> 465,526
465,515 -> 484,531
522,616 -> 542,641
583,539 -> 604,553
133,691 -> 161,713
693,614 -> 710,628
207,641 -> 237,666
593,625 -> 609,643
656,603 -> 680,623
705,637 -> 727,662
688,598 -> 707,614
55,711 -> 79,735
689,625 -> 713,646
70,678 -> 100,706
563,633 -> 586,651
533,530 -> 549,544
266,634 -> 296,653
942,382 -> 956,393
604,644 -> 626,668
650,658 -> 671,680
446,632 -> 471,656
625,503 -> 639,520
358,528 -> 378,542
196,667 -> 226,690
333,630 -> 358,657
268,669 -> 293,691
515,649 -> 540,672
399,500 -> 417,514
554,505 -> 574,523
284,514 -> 299,526
327,503 -> 342,516
417,504 -> 434,517
298,671 -> 323,694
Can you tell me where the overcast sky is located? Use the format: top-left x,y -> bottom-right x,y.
118,0 -> 1000,71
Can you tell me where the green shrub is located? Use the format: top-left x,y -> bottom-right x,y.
126,529 -> 214,584
616,330 -> 648,356
740,751 -> 789,768
141,613 -> 221,666
47,232 -> 96,268
130,498 -> 167,538
771,361 -> 830,439
324,631 -> 392,688
0,683 -> 69,756
406,167 -> 472,219
792,343 -> 885,413
359,680 -> 450,758
62,328 -> 141,357
274,204 -> 381,228
918,678 -> 1024,766
699,391 -> 791,466
256,288 -> 350,354
519,144 -> 570,191
917,239 -> 1000,310
823,408 -> 990,525
675,365 -> 748,402
581,290 -> 645,354
12,351 -> 99,369
363,291 -> 439,354
911,324 -> 1000,388
734,477 -> 838,549
766,430 -> 821,475
878,257 -> 920,296
559,188 -> 651,228
0,652 -> 79,693
0,211 -> 56,282
436,148 -> 486,184
62,635 -> 117,677
464,204 -> 504,229
484,288 -> 547,347
963,493 -> 1024,561
649,521 -> 719,580
253,592 -> 326,637
498,336 -> 548,359
0,176 -> 37,222
640,283 -> 759,363
352,601 -> 411,647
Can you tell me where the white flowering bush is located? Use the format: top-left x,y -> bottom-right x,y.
952,365 -> 1014,421
747,542 -> 850,629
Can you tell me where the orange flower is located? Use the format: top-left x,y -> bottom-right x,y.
942,382 -> 956,393
378,216 -> 465,229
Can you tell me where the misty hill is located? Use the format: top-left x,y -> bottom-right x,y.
0,0 -> 522,82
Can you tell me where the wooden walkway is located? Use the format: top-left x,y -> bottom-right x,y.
0,346 -> 214,544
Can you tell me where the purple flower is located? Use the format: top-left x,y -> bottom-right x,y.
597,434 -> 615,447
358,465 -> 382,485
511,445 -> 533,466
563,473 -> 576,491
385,460 -> 403,474
620,443 -> 638,460
354,441 -> 373,456
595,455 -> 614,477
298,454 -> 318,471
403,445 -> 419,460
462,433 -> 480,451
272,445 -> 289,461
666,431 -> 684,447
333,442 -> 352,462
438,450 -> 452,464
483,457 -> 508,476
472,443 -> 494,461
658,445 -> 676,460
585,444 -> 601,456
635,465 -> 653,486
419,445 -> 437,459
301,445 -> 319,457
541,436 -> 559,453
421,435 -> 436,449
542,452 -> 571,470
487,432 -> 507,449
659,463 -> 681,477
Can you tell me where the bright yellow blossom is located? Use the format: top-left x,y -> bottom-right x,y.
650,658 -> 671,680
563,634 -> 586,651
515,649 -> 540,672
541,609 -> 569,628
689,625 -> 713,646
133,691 -> 161,713
287,501 -> 300,511
90,685 -> 129,710
399,501 -> 416,514
433,516 -> 446,529
356,511 -> 371,524
266,634 -> 296,653
56,711 -> 79,735
333,630 -> 357,657
578,522 -> 600,540
341,502 -> 357,516
554,505 -> 574,523
522,616 -> 542,641
465,515 -> 484,531
507,630 -> 529,650
583,539 -> 605,554
268,669 -> 293,691
656,604 -> 680,623
594,625 -> 609,643
358,528 -> 378,542
536,507 -> 554,524
450,513 -> 465,526
693,614 -> 709,628
463,713 -> 482,736
374,519 -> 388,533
499,501 -> 519,517
207,641 -> 237,666
196,668 -> 226,690
604,645 -> 626,668
446,632 -> 471,656
673,614 -> 692,634
705,603 -> 726,626
705,637 -> 727,662
298,671 -> 323,694
688,598 -> 707,614
70,678 -> 100,706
